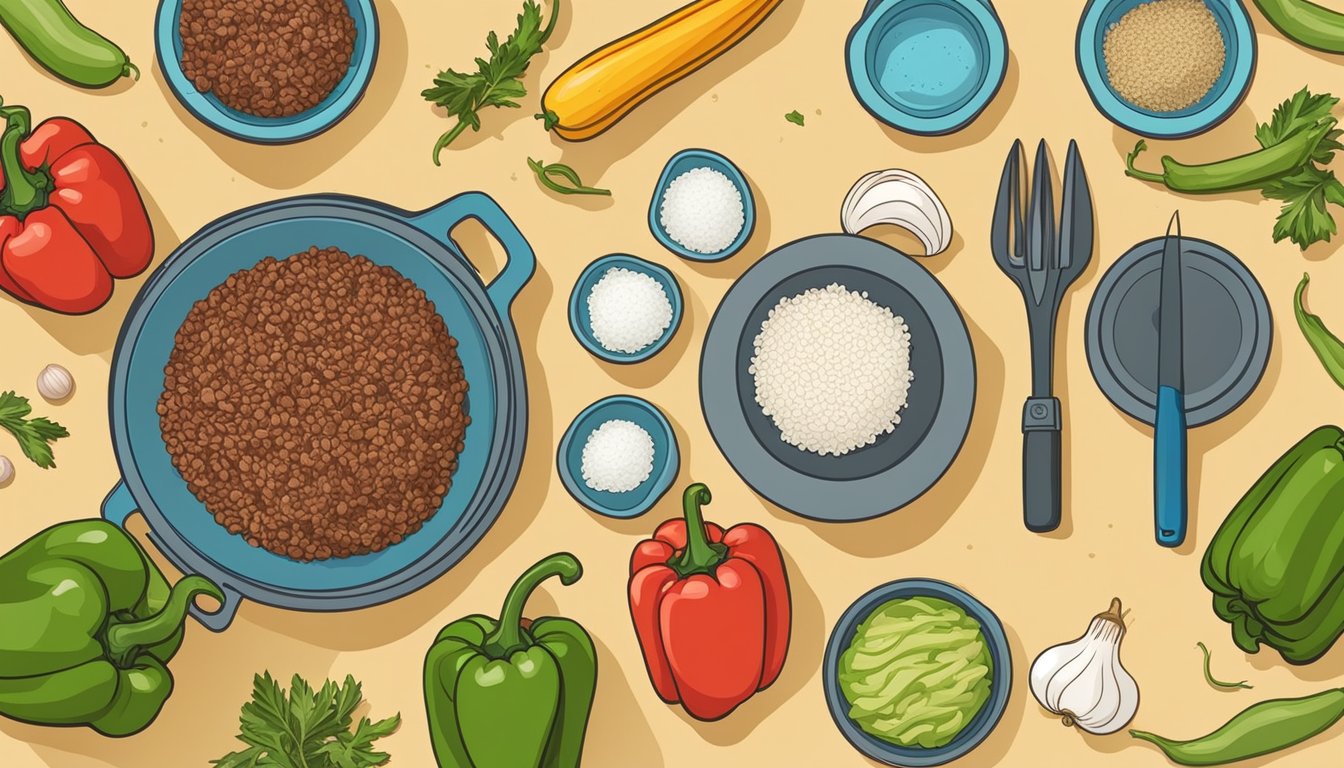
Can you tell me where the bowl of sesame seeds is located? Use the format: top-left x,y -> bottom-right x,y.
1077,0 -> 1255,138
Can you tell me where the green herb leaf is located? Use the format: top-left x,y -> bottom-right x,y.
317,715 -> 402,768
528,158 -> 612,196
1196,642 -> 1253,691
0,390 -> 69,469
785,110 -> 805,126
213,672 -> 399,768
1264,164 -> 1344,248
423,1 -> 559,164
1255,88 -> 1340,148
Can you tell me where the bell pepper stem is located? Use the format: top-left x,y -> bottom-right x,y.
0,98 -> 49,217
104,576 -> 223,665
483,553 -> 582,657
670,483 -> 728,578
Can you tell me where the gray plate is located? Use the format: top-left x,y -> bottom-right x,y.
1085,236 -> 1271,427
700,234 -> 976,521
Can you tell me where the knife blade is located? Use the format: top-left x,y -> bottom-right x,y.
1155,211 -> 1188,548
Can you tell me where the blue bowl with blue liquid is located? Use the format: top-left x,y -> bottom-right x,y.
1076,0 -> 1255,138
846,0 -> 1007,136
155,0 -> 379,143
557,396 -> 680,519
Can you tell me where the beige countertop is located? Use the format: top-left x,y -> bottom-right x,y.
2,0 -> 1343,766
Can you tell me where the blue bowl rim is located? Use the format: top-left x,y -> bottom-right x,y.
845,0 -> 1008,136
154,0 -> 380,144
648,148 -> 757,262
556,395 -> 681,519
568,254 -> 685,365
1075,0 -> 1256,139
823,578 -> 1013,766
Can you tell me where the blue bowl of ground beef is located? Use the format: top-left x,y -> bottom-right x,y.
155,0 -> 379,143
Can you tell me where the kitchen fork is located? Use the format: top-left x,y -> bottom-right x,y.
991,139 -> 1095,533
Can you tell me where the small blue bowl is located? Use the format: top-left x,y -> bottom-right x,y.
557,396 -> 680,519
846,0 -> 1007,136
649,149 -> 756,262
569,255 -> 684,364
155,0 -> 379,143
1077,0 -> 1255,138
824,578 -> 1013,767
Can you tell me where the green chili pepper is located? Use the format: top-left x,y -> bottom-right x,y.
1125,121 -> 1335,193
423,552 -> 597,768
1196,642 -> 1252,691
0,520 -> 222,737
1295,273 -> 1344,389
0,0 -> 137,89
1131,688 -> 1344,766
528,158 -> 612,197
1252,0 -> 1344,55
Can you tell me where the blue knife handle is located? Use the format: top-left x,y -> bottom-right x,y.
1155,385 -> 1188,547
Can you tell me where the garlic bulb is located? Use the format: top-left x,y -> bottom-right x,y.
841,169 -> 953,256
0,456 -> 12,486
36,364 -> 74,402
1029,598 -> 1140,735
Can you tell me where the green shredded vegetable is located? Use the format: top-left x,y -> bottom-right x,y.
1197,642 -> 1253,691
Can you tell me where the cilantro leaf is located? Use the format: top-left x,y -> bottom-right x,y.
423,1 -> 559,164
1255,88 -> 1340,148
317,715 -> 402,768
0,390 -> 69,469
785,110 -> 805,126
1264,165 -> 1344,249
213,673 -> 399,768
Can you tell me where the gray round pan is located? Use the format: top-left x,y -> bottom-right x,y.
700,234 -> 976,522
1085,236 -> 1271,427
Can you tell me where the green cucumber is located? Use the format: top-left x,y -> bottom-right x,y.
0,0 -> 136,88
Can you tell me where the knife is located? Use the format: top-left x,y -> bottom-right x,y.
1155,212 -> 1187,548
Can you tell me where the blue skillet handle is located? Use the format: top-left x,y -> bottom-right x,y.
410,192 -> 537,318
1154,386 -> 1188,547
101,481 -> 242,632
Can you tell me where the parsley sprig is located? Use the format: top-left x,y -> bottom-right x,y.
0,390 -> 69,469
422,1 -> 560,165
212,672 -> 400,768
1255,90 -> 1344,249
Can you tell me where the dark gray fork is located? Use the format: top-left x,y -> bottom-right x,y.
991,139 -> 1094,533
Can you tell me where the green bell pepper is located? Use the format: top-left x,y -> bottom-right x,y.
424,552 -> 597,768
1202,426 -> 1344,664
0,519 -> 222,736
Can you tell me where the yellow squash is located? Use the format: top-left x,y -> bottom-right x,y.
539,0 -> 785,141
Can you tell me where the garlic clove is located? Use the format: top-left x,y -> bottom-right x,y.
36,364 -> 74,402
1029,598 -> 1140,736
0,455 -> 13,486
841,169 -> 953,256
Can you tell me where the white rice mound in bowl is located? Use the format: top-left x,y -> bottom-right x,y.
749,283 -> 914,457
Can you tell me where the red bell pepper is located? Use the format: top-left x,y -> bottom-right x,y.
0,97 -> 153,314
628,483 -> 791,721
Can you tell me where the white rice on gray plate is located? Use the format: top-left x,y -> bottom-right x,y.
749,283 -> 913,456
